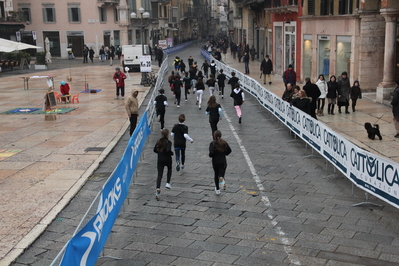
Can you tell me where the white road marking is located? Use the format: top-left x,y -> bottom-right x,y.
223,107 -> 301,265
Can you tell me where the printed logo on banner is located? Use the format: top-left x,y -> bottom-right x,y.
273,96 -> 286,123
322,126 -> 348,173
349,148 -> 399,206
60,112 -> 151,266
286,105 -> 301,134
301,115 -> 321,151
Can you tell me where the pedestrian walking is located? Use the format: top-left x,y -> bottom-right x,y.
108,45 -> 115,66
154,88 -> 168,130
154,129 -> 173,200
283,64 -> 296,88
327,75 -> 339,115
206,95 -> 223,138
230,83 -> 245,124
260,55 -> 273,85
216,69 -> 226,98
228,72 -> 239,93
99,46 -> 106,62
391,80 -> 399,138
337,71 -> 351,114
206,74 -> 217,96
316,74 -> 328,116
209,130 -> 232,195
89,47 -> 95,63
171,114 -> 194,172
113,67 -> 127,100
67,44 -> 75,59
125,90 -> 139,136
349,80 -> 362,112
250,45 -> 256,61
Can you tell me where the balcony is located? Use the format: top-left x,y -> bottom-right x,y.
97,0 -> 119,5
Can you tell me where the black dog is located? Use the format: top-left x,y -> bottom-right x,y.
364,123 -> 382,140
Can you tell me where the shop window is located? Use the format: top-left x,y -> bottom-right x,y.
43,6 -> 56,23
336,36 -> 351,77
99,7 -> 107,23
303,35 -> 312,79
68,6 -> 80,23
274,25 -> 283,75
318,36 -> 330,76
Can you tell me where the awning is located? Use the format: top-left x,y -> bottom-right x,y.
0,38 -> 42,53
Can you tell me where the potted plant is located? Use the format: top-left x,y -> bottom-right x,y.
35,51 -> 47,69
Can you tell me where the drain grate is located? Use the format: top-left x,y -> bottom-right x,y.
85,147 -> 105,152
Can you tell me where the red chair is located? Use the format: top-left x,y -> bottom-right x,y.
53,92 -> 61,103
71,93 -> 80,104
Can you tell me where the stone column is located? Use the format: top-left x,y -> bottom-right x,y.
376,9 -> 397,103
118,0 -> 130,46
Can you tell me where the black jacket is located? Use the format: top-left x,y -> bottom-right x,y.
260,59 -> 273,74
153,139 -> 173,164
303,82 -> 321,106
209,141 -> 232,166
327,81 -> 339,99
292,97 -> 311,115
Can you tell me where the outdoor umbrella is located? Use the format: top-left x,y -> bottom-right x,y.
0,38 -> 42,52
45,37 -> 52,64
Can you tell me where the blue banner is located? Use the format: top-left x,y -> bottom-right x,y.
59,111 -> 151,266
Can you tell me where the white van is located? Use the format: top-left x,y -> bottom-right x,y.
121,44 -> 150,72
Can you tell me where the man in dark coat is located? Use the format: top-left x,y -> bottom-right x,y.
391,79 -> 399,138
260,55 -> 273,85
303,77 -> 321,120
157,47 -> 164,67
283,64 -> 296,88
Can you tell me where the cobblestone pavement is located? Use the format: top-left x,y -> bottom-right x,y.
7,46 -> 399,266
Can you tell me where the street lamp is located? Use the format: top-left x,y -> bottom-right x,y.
130,8 -> 150,85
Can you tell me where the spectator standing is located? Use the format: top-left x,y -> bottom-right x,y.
243,52 -> 250,74
82,45 -> 89,63
109,45 -> 115,66
154,89 -> 168,130
327,75 -> 339,115
316,74 -> 328,116
157,47 -> 164,67
282,83 -> 294,103
154,129 -> 173,200
209,130 -> 232,195
125,90 -> 139,136
283,64 -> 296,88
303,77 -> 321,120
230,83 -> 245,124
291,89 -> 312,115
113,67 -> 127,100
171,114 -> 194,172
391,80 -> 399,138
349,80 -> 362,112
250,45 -> 256,61
260,55 -> 273,85
337,71 -> 351,114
